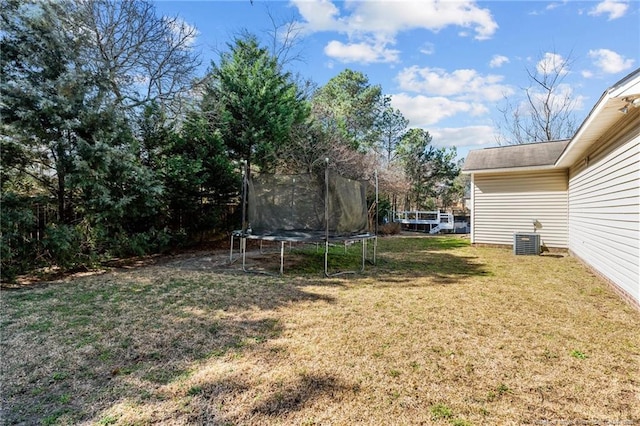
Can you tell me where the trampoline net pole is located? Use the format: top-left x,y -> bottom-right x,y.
375,169 -> 379,237
326,160 -> 330,276
241,160 -> 248,234
241,236 -> 247,271
374,169 -> 379,264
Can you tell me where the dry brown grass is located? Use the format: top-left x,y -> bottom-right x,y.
1,235 -> 639,425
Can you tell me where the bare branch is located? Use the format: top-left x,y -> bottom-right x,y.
496,49 -> 578,144
79,0 -> 201,117
263,6 -> 305,68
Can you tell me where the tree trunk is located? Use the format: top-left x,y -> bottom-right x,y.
57,170 -> 66,224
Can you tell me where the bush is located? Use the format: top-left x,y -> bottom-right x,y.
378,222 -> 402,236
107,228 -> 173,258
42,223 -> 98,270
0,193 -> 39,281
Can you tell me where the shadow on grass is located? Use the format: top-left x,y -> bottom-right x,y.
1,271 -> 335,425
371,251 -> 490,283
250,373 -> 351,416
256,235 -> 490,286
2,235 -> 484,424
161,235 -> 485,287
181,373 -> 352,424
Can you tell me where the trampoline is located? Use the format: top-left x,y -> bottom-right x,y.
230,162 -> 378,276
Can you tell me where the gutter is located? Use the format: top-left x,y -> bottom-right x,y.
461,164 -> 558,175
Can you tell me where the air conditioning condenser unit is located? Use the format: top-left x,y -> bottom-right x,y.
513,232 -> 540,255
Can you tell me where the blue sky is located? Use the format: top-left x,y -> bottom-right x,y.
154,0 -> 639,159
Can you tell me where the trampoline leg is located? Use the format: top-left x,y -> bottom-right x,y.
373,237 -> 377,265
371,237 -> 378,265
324,237 -> 372,277
242,237 -> 247,272
280,241 -> 285,275
229,234 -> 234,263
324,240 -> 329,277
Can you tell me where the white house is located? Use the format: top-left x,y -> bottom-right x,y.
463,69 -> 640,309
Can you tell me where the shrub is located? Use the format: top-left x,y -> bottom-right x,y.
42,223 -> 98,270
107,228 -> 173,258
0,193 -> 39,281
378,222 -> 402,236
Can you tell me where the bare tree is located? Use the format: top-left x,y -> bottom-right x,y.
282,120 -> 375,180
496,50 -> 578,145
282,118 -> 410,199
264,7 -> 305,69
79,0 -> 201,116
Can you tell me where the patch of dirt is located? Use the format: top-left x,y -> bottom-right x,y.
2,239 -> 290,289
3,232 -> 467,288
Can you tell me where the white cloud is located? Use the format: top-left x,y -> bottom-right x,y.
546,1 -> 567,11
489,55 -> 509,68
293,0 -> 346,33
164,16 -> 199,48
291,0 -> 498,40
290,0 -> 498,63
588,0 -> 629,20
324,39 -> 400,64
536,52 -> 570,76
396,66 -> 513,102
527,0 -> 569,14
588,49 -> 635,74
420,42 -> 435,55
430,126 -> 497,150
581,70 -> 594,79
389,93 -> 488,127
339,1 -> 498,40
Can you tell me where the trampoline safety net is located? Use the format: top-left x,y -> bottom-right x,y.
247,173 -> 368,237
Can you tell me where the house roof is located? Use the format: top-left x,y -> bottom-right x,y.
462,139 -> 569,174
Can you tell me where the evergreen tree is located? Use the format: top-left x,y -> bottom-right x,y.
376,99 -> 409,165
397,128 -> 459,210
159,112 -> 239,236
205,34 -> 308,174
1,0 -> 95,222
0,0 -> 191,272
312,69 -> 383,151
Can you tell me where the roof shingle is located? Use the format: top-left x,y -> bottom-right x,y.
462,139 -> 569,172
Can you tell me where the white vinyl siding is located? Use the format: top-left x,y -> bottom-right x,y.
472,170 -> 568,248
568,125 -> 640,304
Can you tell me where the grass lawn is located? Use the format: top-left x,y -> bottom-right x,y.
1,235 -> 639,425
